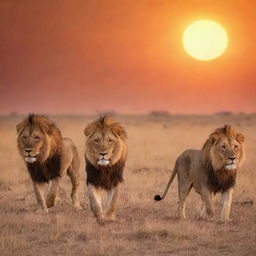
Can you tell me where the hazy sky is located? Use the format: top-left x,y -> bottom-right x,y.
0,0 -> 256,114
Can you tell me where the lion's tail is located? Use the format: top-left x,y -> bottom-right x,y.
154,165 -> 177,201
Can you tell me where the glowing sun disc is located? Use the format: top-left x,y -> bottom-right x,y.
183,20 -> 228,61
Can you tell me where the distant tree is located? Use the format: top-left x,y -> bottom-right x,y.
149,111 -> 170,117
214,111 -> 233,115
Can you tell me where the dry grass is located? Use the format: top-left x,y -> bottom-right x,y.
0,114 -> 255,256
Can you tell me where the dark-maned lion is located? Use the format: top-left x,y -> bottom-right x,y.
155,125 -> 245,222
84,116 -> 128,222
17,114 -> 81,213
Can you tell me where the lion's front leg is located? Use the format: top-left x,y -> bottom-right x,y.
104,184 -> 120,221
87,184 -> 104,222
46,178 -> 60,208
68,167 -> 82,210
200,186 -> 214,220
33,182 -> 48,213
220,188 -> 233,222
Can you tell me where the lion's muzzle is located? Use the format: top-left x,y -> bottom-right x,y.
225,157 -> 237,170
25,156 -> 37,163
225,163 -> 237,170
97,152 -> 111,166
97,159 -> 110,166
23,149 -> 38,163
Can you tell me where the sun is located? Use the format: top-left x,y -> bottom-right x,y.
182,20 -> 228,61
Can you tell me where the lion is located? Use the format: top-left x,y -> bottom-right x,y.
17,114 -> 81,213
154,125 -> 245,222
84,115 -> 128,222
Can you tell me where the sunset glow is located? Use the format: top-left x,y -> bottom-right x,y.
183,20 -> 228,61
0,1 -> 256,114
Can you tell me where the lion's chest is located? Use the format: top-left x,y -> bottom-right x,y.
85,160 -> 124,190
27,154 -> 62,183
207,167 -> 237,194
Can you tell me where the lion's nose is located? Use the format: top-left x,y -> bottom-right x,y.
229,157 -> 236,161
25,149 -> 32,153
99,152 -> 107,157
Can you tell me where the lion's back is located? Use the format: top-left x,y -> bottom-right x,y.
175,149 -> 204,190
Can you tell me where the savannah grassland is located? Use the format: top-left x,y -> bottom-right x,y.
0,114 -> 255,256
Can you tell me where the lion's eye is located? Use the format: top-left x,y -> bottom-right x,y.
22,136 -> 27,142
94,139 -> 99,144
221,145 -> 227,151
109,138 -> 113,143
234,145 -> 239,150
34,136 -> 40,142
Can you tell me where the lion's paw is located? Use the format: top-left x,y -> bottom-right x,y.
104,214 -> 117,222
218,217 -> 232,223
74,204 -> 83,210
35,207 -> 48,214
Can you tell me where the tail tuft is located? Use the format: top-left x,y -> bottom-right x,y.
154,195 -> 162,201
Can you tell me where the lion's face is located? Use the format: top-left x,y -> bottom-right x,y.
86,129 -> 123,166
17,126 -> 47,163
209,128 -> 245,171
84,116 -> 127,167
17,114 -> 63,164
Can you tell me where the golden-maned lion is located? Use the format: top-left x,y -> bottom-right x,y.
155,125 -> 245,222
84,115 -> 127,222
17,114 -> 81,213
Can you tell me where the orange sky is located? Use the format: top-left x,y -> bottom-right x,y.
0,0 -> 256,114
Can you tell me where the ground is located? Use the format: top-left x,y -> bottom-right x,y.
0,114 -> 255,256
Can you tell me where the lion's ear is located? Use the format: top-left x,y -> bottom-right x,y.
84,124 -> 96,137
16,122 -> 25,135
39,122 -> 51,134
111,123 -> 127,138
236,133 -> 245,144
209,133 -> 219,144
